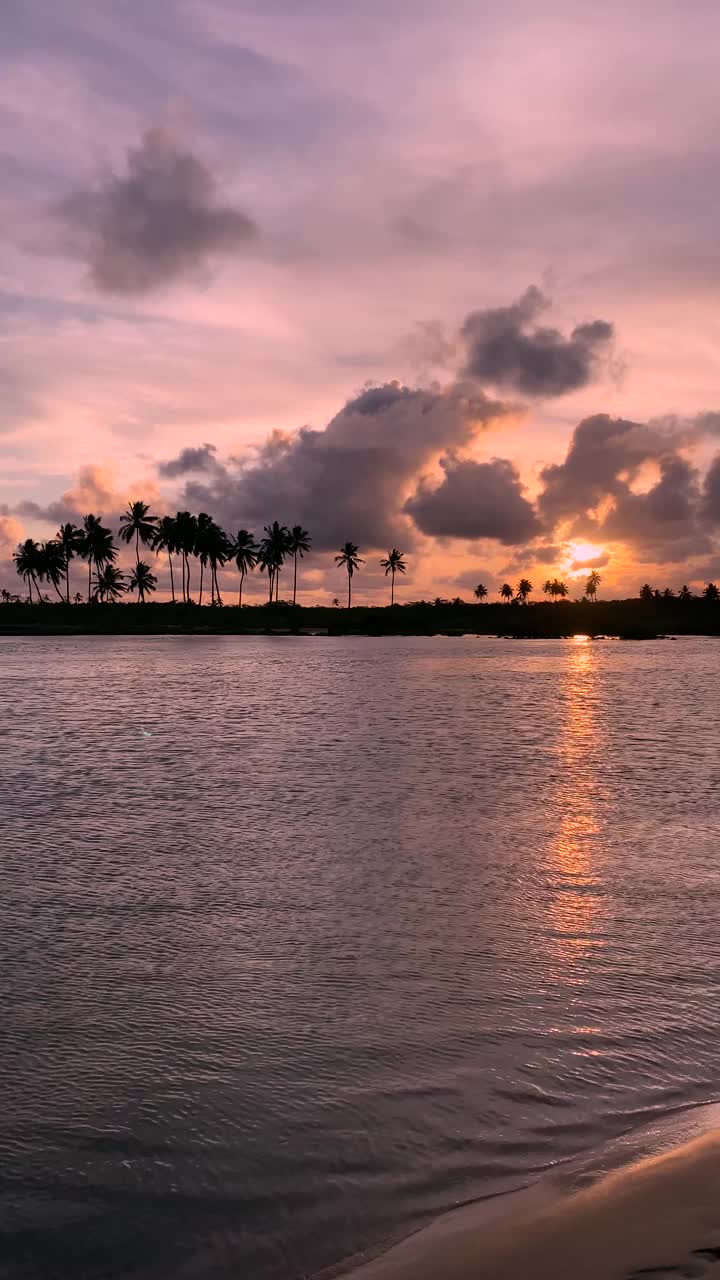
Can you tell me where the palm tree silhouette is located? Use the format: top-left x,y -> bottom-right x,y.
13,539 -> 42,603
679,584 -> 693,601
119,501 -> 159,568
516,578 -> 533,604
500,582 -> 513,603
81,515 -> 116,602
703,582 -> 719,602
260,522 -> 290,602
175,511 -> 198,603
194,512 -> 213,605
128,561 -> 157,602
380,548 -> 406,604
152,515 -> 178,603
474,583 -> 488,602
288,525 -> 311,606
73,591 -> 83,605
640,583 -> 654,601
543,578 -> 555,602
231,530 -> 258,607
57,523 -> 84,603
586,570 -> 601,602
207,521 -> 230,604
335,541 -> 363,608
94,564 -> 126,603
38,541 -> 67,601
554,578 -> 569,601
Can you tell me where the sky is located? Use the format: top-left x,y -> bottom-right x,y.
3,0 -> 720,603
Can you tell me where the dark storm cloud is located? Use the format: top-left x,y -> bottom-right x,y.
58,129 -> 257,294
461,286 -> 613,396
537,413 -> 682,526
158,443 -> 218,477
180,380 -> 513,549
404,456 -> 541,544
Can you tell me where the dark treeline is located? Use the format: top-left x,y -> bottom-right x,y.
6,502 -> 720,632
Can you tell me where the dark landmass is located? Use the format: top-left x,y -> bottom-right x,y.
0,598 -> 718,638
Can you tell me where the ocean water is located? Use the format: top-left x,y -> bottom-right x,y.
2,634 -> 720,1280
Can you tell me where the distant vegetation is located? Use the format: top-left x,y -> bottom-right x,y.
5,503 -> 720,636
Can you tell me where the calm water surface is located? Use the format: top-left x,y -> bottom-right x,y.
2,635 -> 720,1279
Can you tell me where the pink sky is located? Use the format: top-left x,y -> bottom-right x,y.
2,0 -> 720,603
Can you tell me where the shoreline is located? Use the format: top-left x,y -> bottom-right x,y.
341,1107 -> 720,1280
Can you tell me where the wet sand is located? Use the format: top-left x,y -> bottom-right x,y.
344,1127 -> 720,1280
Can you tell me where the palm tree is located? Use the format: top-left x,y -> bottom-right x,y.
679,584 -> 693,601
57,522 -> 84,603
194,512 -> 213,605
554,579 -> 569,601
259,522 -> 290,602
81,515 -> 116,603
94,564 -> 126,603
206,521 -> 230,605
662,586 -> 675,599
152,515 -> 178,603
119,501 -> 159,568
73,591 -> 83,605
500,582 -> 513,603
13,539 -> 42,603
335,541 -> 363,608
287,525 -> 311,606
473,583 -> 488,602
37,541 -> 67,601
640,583 -> 654,601
231,530 -> 258,607
174,511 -> 198,603
703,582 -> 719,602
543,578 -> 555,602
128,561 -> 157,603
586,570 -> 601,602
516,578 -> 533,604
0,589 -> 9,604
380,548 -> 406,605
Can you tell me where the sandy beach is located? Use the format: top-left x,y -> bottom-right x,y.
344,1125 -> 720,1280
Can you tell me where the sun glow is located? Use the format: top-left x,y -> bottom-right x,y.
564,541 -> 605,575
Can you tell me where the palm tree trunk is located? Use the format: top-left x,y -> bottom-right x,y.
293,551 -> 298,606
186,555 -> 191,602
168,550 -> 175,603
347,572 -> 352,609
238,568 -> 244,608
135,529 -> 140,568
199,560 -> 204,606
391,570 -> 395,606
275,569 -> 280,602
27,574 -> 33,604
268,570 -> 274,603
66,562 -> 70,605
87,558 -> 92,603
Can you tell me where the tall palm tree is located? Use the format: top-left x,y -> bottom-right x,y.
37,541 -> 67,601
586,570 -> 601,602
552,578 -> 568,601
287,525 -> 311,606
57,522 -> 84,603
380,548 -> 407,605
335,541 -> 363,608
206,521 -> 230,605
516,578 -> 533,604
118,501 -> 159,568
260,522 -> 290,602
474,583 -> 488,602
81,515 -> 116,602
128,561 -> 157,603
231,529 -> 258,607
639,583 -> 654,601
703,582 -> 719,602
500,582 -> 513,603
13,539 -> 42,603
194,512 -> 213,605
174,511 -> 198,603
543,578 -> 555,602
679,584 -> 693,601
94,564 -> 126,603
152,515 -> 178,603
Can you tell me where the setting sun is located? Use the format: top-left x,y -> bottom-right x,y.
565,541 -> 606,573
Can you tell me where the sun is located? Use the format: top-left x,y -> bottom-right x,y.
564,541 -> 605,574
